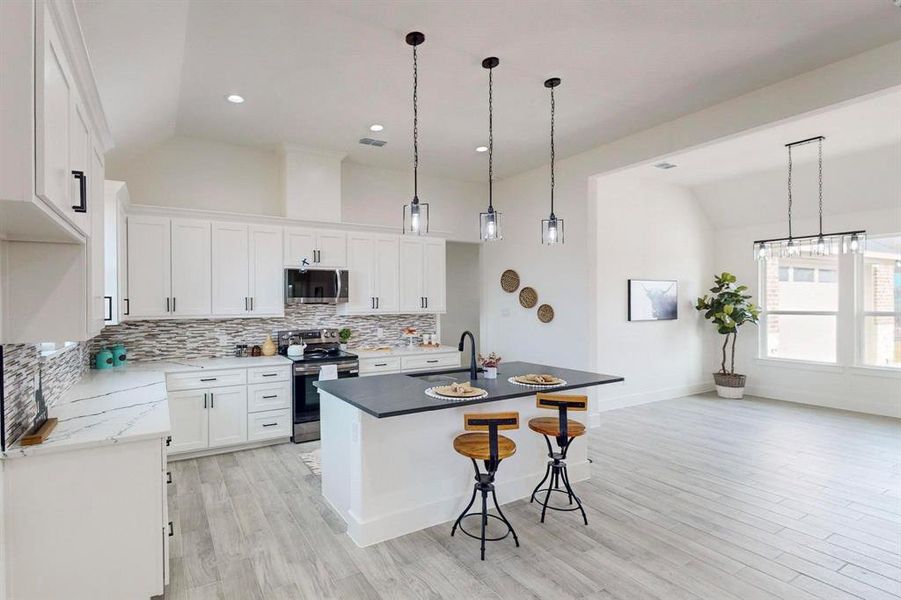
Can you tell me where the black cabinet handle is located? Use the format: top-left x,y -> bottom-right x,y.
425,297 -> 429,309
262,394 -> 278,399
200,378 -> 217,382
245,297 -> 248,311
168,521 -> 174,537
124,298 -> 130,316
261,373 -> 277,377
166,471 -> 172,484
374,363 -> 387,367
203,392 -> 207,409
210,393 -> 214,408
104,296 -> 113,321
376,297 -> 379,309
71,170 -> 87,213
166,297 -> 170,312
250,297 -> 254,311
172,297 -> 176,312
427,359 -> 439,364
262,423 -> 278,427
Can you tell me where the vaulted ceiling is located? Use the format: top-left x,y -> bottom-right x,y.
76,0 -> 901,181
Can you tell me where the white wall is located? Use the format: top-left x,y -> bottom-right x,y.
480,41 -> 901,422
439,242 -> 481,348
593,178 -> 715,412
341,161 -> 486,242
107,136 -> 282,215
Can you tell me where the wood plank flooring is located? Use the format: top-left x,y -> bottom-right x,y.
163,393 -> 901,599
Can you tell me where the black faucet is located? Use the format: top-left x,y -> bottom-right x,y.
458,330 -> 478,380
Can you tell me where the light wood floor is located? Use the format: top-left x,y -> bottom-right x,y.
164,393 -> 901,600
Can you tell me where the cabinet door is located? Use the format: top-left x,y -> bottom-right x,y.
170,219 -> 211,317
345,232 -> 375,312
127,216 -> 171,318
116,198 -> 129,320
399,238 -> 425,312
67,100 -> 91,234
168,389 -> 208,454
423,238 -> 446,313
34,6 -> 74,222
207,386 -> 248,448
315,230 -> 347,268
373,235 -> 399,312
249,225 -> 284,315
87,143 -> 106,335
211,222 -> 249,315
284,227 -> 315,267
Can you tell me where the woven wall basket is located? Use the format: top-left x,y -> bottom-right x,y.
519,287 -> 538,309
537,304 -> 555,323
500,269 -> 520,293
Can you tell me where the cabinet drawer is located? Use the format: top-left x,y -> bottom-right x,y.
401,353 -> 461,372
166,369 -> 246,391
247,365 -> 291,384
359,356 -> 402,375
248,409 -> 292,442
247,382 -> 292,413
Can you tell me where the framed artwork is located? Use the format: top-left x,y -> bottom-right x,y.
628,279 -> 678,321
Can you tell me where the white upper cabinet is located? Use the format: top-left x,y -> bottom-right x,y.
170,219 -> 212,316
126,216 -> 171,318
249,225 -> 284,315
211,222 -> 250,315
398,237 -> 446,313
88,143 -> 105,336
284,227 -> 346,268
374,235 -> 400,313
344,233 -> 376,313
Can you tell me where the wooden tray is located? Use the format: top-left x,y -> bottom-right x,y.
432,385 -> 487,398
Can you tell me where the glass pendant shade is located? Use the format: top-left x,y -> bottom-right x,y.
541,215 -> 564,245
480,207 -> 502,241
404,198 -> 429,235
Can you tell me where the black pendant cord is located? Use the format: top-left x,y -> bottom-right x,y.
412,42 -> 419,203
818,137 -> 824,237
488,65 -> 494,211
787,144 -> 793,242
549,85 -> 555,218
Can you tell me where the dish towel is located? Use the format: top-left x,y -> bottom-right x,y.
318,364 -> 338,381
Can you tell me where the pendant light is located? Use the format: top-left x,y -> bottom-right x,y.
479,57 -> 502,241
753,136 -> 865,261
402,31 -> 429,235
541,77 -> 563,245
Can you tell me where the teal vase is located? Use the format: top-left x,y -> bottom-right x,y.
95,348 -> 114,370
111,343 -> 127,367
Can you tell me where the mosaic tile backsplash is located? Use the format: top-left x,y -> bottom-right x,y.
90,305 -> 438,361
2,342 -> 89,447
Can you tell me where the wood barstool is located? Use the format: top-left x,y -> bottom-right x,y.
451,412 -> 521,560
529,393 -> 588,525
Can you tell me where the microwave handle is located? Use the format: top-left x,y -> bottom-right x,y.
335,269 -> 342,302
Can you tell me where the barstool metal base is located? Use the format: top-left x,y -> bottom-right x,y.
451,459 -> 520,560
530,437 -> 588,525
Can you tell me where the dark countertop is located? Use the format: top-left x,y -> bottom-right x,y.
314,361 -> 624,418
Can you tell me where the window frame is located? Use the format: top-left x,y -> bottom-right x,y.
855,234 -> 901,370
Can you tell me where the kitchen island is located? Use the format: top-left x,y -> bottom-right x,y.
315,361 -> 623,546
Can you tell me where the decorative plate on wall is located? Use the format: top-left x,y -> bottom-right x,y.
519,287 -> 538,309
537,304 -> 555,323
500,269 -> 520,293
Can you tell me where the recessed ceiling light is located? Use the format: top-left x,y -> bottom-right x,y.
226,94 -> 245,104
476,146 -> 488,153
369,124 -> 384,132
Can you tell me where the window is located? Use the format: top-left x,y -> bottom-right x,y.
760,254 -> 838,363
859,234 -> 901,368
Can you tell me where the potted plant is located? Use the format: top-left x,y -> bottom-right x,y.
695,272 -> 760,399
478,352 -> 502,379
338,327 -> 352,351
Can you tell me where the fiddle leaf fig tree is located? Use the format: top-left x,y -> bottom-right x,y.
695,272 -> 760,375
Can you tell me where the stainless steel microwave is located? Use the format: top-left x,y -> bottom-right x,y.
284,269 -> 349,305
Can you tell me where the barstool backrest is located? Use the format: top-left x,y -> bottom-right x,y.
536,393 -> 588,412
464,412 -> 520,431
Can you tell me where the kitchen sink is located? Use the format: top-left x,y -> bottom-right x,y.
406,367 -> 484,384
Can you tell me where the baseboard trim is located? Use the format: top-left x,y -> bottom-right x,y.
745,384 -> 901,419
343,460 -> 591,548
589,381 -> 714,427
167,437 -> 290,462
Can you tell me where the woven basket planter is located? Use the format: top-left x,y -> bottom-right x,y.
713,372 -> 746,399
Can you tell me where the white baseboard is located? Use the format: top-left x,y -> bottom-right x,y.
167,437 -> 289,462
745,384 -> 901,419
343,460 -> 590,548
589,381 -> 714,428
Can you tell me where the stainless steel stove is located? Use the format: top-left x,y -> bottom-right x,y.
277,329 -> 358,443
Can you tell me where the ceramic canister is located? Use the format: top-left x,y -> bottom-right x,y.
94,348 -> 114,370
111,343 -> 127,367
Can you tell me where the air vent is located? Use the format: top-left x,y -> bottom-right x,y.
654,162 -> 677,170
359,138 -> 387,147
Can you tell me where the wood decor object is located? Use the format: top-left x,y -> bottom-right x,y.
519,286 -> 538,308
500,269 -> 520,292
537,303 -> 555,323
20,417 -> 58,446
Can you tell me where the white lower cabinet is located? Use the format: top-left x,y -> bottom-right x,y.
168,389 -> 209,453
207,385 -> 248,447
248,409 -> 292,441
359,351 -> 461,376
168,385 -> 247,452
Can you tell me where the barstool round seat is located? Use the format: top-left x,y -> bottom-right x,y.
453,433 -> 517,461
528,417 -> 585,438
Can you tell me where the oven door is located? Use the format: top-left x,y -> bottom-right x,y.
292,362 -> 358,443
285,269 -> 349,305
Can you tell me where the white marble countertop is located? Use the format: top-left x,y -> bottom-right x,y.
2,355 -> 292,460
353,345 -> 460,359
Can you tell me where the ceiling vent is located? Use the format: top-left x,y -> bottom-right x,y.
359,138 -> 387,147
654,161 -> 677,170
